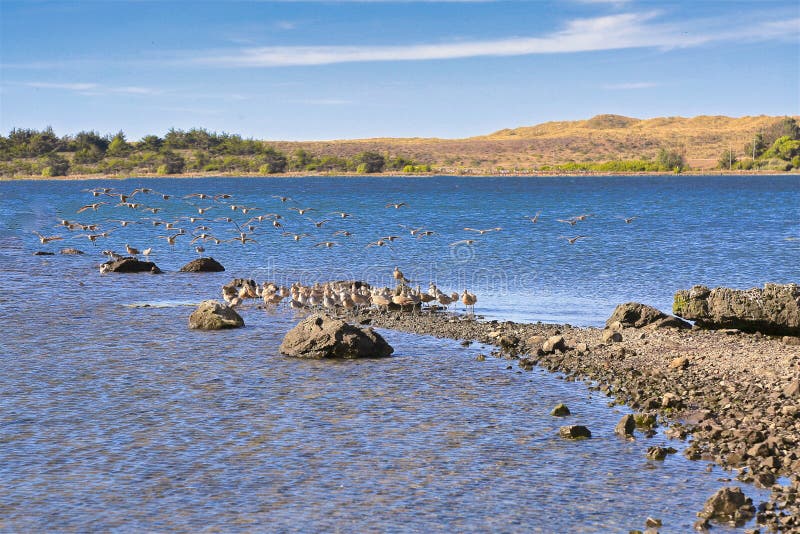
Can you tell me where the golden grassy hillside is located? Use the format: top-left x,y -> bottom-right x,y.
271,114 -> 797,171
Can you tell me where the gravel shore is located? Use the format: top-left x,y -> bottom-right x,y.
347,308 -> 800,531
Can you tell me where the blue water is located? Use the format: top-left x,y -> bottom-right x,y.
2,175 -> 798,325
0,175 -> 796,532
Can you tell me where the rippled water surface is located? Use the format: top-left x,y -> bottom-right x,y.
1,175 -> 796,532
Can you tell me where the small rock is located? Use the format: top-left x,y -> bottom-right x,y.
634,413 -> 657,429
60,248 -> 85,255
476,354 -> 486,361
645,517 -> 662,528
526,335 -> 546,349
542,335 -> 566,353
783,380 -> 800,398
669,356 -> 690,370
615,414 -> 636,436
100,256 -> 161,273
575,342 -> 589,353
179,257 -> 225,272
602,329 -> 623,343
188,300 -> 244,330
646,446 -> 677,460
783,335 -> 800,346
499,334 -> 519,349
461,339 -> 472,347
550,403 -> 571,417
33,251 -> 55,255
279,314 -> 393,359
559,425 -> 591,439
698,486 -> 755,526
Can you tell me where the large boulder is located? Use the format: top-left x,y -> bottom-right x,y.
279,314 -> 393,359
180,257 -> 225,272
606,302 -> 690,329
189,300 -> 244,330
100,256 -> 161,274
673,284 -> 800,335
697,487 -> 755,526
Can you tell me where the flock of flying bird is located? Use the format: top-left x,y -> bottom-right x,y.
31,184 -> 640,316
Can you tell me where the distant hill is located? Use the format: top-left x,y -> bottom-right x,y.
3,114 -> 798,178
272,114 -> 797,171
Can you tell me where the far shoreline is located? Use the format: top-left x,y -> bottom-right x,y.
2,169 -> 799,182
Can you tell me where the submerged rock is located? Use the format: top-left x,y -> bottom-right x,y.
550,403 -> 571,417
33,251 -> 55,256
180,257 -> 225,272
615,414 -> 636,437
673,283 -> 800,335
559,425 -> 591,439
646,445 -> 677,460
60,248 -> 85,255
188,300 -> 244,330
606,302 -> 690,329
698,487 -> 755,526
279,314 -> 394,359
100,256 -> 162,274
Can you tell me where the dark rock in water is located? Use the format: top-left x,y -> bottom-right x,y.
615,414 -> 636,436
646,445 -> 677,460
100,256 -> 161,273
645,517 -> 662,528
633,413 -> 657,429
179,257 -> 225,272
698,486 -> 755,526
550,403 -> 571,417
673,283 -> 800,335
189,300 -> 244,330
33,251 -> 55,256
606,302 -> 690,329
60,248 -> 85,255
559,425 -> 591,439
279,314 -> 393,359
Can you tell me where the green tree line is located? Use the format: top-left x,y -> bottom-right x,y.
0,127 -> 431,177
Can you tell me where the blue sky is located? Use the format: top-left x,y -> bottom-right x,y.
1,0 -> 798,140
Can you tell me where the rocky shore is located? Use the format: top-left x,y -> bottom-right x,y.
342,307 -> 800,531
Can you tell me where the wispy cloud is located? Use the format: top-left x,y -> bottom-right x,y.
287,98 -> 353,105
191,12 -> 799,68
22,82 -> 161,96
602,81 -> 658,90
26,82 -> 98,91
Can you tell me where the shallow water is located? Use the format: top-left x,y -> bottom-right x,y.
1,175 -> 794,531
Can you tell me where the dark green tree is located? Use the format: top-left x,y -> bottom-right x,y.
41,153 -> 70,176
160,150 -> 186,174
744,133 -> 767,159
106,131 -> 130,156
718,149 -> 737,170
138,135 -> 163,151
657,148 -> 685,171
355,151 -> 386,173
290,149 -> 314,170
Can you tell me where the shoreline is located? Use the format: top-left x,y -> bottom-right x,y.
2,169 -> 798,182
338,307 -> 799,530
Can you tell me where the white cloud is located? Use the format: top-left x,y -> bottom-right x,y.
191,12 -> 799,68
602,81 -> 658,90
26,82 -> 98,91
22,82 -> 161,96
287,98 -> 353,105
